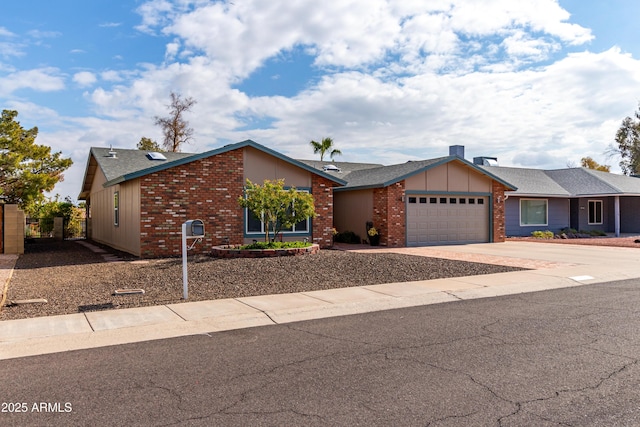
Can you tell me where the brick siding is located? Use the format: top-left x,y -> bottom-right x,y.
139,149 -> 244,258
311,175 -> 336,248
492,181 -> 507,242
372,181 -> 406,247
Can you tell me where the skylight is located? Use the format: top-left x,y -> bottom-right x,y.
147,152 -> 167,161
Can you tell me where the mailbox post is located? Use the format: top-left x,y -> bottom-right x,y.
182,219 -> 205,300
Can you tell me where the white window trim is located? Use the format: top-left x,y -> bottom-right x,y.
519,198 -> 548,226
588,200 -> 603,225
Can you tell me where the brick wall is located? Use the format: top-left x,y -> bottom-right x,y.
139,149 -> 244,258
373,182 -> 406,247
311,175 -> 336,248
492,181 -> 507,242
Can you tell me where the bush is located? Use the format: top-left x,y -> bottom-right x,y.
531,230 -> 555,239
333,231 -> 362,244
240,241 -> 312,250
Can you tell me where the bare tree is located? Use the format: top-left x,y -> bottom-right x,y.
155,92 -> 197,152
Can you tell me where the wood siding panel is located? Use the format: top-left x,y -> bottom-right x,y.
89,180 -> 141,256
244,147 -> 311,187
334,189 -> 373,240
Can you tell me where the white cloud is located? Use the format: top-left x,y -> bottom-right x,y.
3,0 -> 638,201
0,26 -> 16,37
73,71 -> 97,87
99,22 -> 122,28
0,68 -> 65,95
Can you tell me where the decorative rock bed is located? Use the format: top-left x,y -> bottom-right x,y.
211,244 -> 320,258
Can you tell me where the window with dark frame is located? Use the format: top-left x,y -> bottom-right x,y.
419,197 -> 427,204
113,191 -> 119,226
440,197 -> 447,204
588,200 -> 603,224
408,197 -> 417,203
245,189 -> 311,235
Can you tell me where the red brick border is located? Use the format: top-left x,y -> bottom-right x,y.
211,244 -> 319,258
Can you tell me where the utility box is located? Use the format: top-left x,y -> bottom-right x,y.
184,219 -> 205,237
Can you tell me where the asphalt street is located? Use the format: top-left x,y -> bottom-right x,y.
2,278 -> 640,427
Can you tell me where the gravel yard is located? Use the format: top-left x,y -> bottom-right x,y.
1,239 -> 525,321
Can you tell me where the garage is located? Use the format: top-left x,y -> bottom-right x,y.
406,195 -> 490,246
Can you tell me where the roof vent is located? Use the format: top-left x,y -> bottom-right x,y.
107,146 -> 117,158
147,152 -> 167,161
323,164 -> 341,172
473,156 -> 498,166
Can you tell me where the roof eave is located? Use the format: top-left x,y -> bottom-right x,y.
100,140 -> 347,188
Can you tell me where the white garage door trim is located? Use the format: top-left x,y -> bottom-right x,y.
406,194 -> 490,246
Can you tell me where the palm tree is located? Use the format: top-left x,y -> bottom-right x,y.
310,137 -> 342,161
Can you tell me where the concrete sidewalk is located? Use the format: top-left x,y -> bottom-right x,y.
2,242 -> 640,360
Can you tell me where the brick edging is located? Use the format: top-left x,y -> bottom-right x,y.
211,244 -> 320,258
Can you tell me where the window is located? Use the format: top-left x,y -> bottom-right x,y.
520,199 -> 547,226
440,197 -> 447,204
419,197 -> 427,204
449,198 -> 457,204
477,198 -> 484,205
408,197 -> 417,204
244,190 -> 311,235
430,197 -> 437,204
588,200 -> 603,224
459,198 -> 466,204
469,198 -> 475,205
113,191 -> 119,226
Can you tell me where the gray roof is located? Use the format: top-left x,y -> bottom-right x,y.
91,147 -> 193,182
478,166 -> 571,197
302,156 -> 517,191
480,165 -> 640,197
79,140 -> 347,199
297,159 -> 383,182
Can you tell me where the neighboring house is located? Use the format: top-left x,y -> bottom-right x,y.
300,146 -> 517,246
78,140 -> 345,258
476,162 -> 640,237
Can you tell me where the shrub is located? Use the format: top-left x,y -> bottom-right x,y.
240,241 -> 312,250
531,230 -> 555,239
333,231 -> 362,244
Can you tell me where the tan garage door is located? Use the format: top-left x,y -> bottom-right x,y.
406,195 -> 490,246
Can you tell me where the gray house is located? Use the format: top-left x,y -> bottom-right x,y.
477,163 -> 640,236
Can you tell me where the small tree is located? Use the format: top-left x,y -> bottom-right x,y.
611,104 -> 640,175
580,157 -> 610,172
310,137 -> 342,161
155,92 -> 197,152
238,179 -> 315,243
0,110 -> 73,210
137,137 -> 163,152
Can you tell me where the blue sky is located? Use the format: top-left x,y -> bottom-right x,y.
1,0 -> 640,201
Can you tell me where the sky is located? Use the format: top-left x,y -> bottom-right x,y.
1,0 -> 640,202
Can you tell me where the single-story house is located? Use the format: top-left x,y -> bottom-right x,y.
80,142 -> 519,256
78,140 -> 345,258
474,160 -> 640,237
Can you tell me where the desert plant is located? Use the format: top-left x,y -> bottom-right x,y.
531,230 -> 555,239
